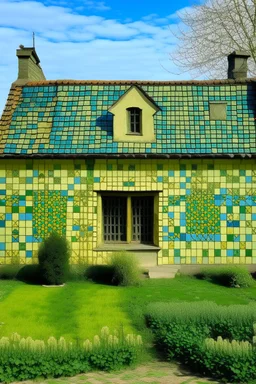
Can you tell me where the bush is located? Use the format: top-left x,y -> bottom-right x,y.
145,301 -> 256,341
68,264 -> 88,281
110,252 -> 141,286
145,301 -> 256,382
0,264 -> 41,284
197,265 -> 255,288
203,337 -> 256,382
0,328 -> 143,382
38,233 -> 70,285
16,265 -> 41,284
0,265 -> 21,280
85,265 -> 115,285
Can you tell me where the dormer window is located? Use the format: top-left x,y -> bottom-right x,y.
127,107 -> 142,134
108,85 -> 160,143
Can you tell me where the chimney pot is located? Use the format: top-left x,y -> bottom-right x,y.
228,51 -> 250,80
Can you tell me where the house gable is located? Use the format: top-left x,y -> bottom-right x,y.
108,85 -> 160,143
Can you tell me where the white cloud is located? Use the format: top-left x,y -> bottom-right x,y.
0,0 -> 189,115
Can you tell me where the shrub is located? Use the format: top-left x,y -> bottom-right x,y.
0,265 -> 21,280
85,265 -> 115,285
145,301 -> 256,341
68,264 -> 88,281
109,251 -> 141,286
197,265 -> 255,288
203,337 -> 255,382
0,328 -> 143,382
145,301 -> 256,382
16,265 -> 41,284
38,233 -> 70,285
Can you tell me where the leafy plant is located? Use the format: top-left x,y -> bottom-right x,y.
145,301 -> 256,382
16,265 -> 41,284
203,337 -> 256,382
145,301 -> 256,341
197,266 -> 255,288
85,265 -> 115,284
109,251 -> 141,286
38,232 -> 70,285
68,264 -> 88,281
0,265 -> 21,280
0,328 -> 142,382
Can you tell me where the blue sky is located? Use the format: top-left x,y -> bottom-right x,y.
0,0 -> 199,113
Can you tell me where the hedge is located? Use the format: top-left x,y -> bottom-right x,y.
145,301 -> 256,382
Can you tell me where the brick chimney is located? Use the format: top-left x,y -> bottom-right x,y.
228,51 -> 250,80
13,46 -> 46,85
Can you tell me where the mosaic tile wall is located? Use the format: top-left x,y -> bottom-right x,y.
2,83 -> 256,155
0,158 -> 255,265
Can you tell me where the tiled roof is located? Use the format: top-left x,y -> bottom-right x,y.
0,80 -> 256,157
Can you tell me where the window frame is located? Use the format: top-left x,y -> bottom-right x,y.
99,192 -> 158,246
127,107 -> 142,135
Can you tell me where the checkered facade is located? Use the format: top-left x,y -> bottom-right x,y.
0,158 -> 255,265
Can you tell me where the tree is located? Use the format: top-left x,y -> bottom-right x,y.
170,0 -> 256,78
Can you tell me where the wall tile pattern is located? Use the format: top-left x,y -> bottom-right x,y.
0,158 -> 255,265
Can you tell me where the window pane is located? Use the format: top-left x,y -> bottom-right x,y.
103,197 -> 127,242
132,196 -> 153,243
128,108 -> 141,133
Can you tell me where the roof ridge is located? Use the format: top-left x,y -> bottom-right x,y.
24,78 -> 256,87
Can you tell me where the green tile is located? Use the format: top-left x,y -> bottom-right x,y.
19,243 -> 26,251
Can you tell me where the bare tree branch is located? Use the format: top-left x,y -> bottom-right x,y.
170,0 -> 256,78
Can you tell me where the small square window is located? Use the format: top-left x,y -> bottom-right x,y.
209,102 -> 227,120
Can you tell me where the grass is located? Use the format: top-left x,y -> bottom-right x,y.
0,281 -> 134,340
0,275 -> 256,344
121,275 -> 256,357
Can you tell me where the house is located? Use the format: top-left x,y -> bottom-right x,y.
0,47 -> 255,270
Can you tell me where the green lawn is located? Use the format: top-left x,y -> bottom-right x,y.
0,276 -> 256,344
0,280 -> 134,340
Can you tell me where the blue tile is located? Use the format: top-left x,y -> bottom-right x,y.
26,251 -> 33,258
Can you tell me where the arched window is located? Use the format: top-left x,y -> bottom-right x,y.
127,107 -> 142,134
